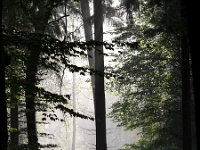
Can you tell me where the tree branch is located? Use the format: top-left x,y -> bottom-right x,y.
48,15 -> 70,25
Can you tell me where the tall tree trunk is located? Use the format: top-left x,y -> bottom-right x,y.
25,47 -> 40,150
72,58 -> 76,150
93,0 -> 107,149
181,37 -> 192,150
0,1 -> 8,149
0,38 -> 8,150
80,0 -> 95,101
180,0 -> 193,149
7,0 -> 19,147
80,0 -> 93,41
25,16 -> 48,150
190,69 -> 197,150
183,0 -> 199,148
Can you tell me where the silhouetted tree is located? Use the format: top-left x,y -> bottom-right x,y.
94,0 -> 107,149
0,2 -> 9,146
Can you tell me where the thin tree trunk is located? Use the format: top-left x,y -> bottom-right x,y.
80,0 -> 93,41
183,0 -> 199,148
0,1 -> 8,148
181,37 -> 192,150
180,0 -> 193,149
0,42 -> 8,150
25,48 -> 40,150
190,68 -> 197,150
80,0 -> 95,101
93,0 -> 107,149
72,58 -> 76,150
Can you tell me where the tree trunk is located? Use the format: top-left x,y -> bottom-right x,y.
25,47 -> 40,150
81,0 -> 93,41
0,42 -> 8,150
7,0 -> 19,147
180,0 -> 193,149
181,37 -> 192,150
72,58 -> 76,150
10,85 -> 19,147
0,1 -> 8,148
25,17 -> 48,150
24,3 -> 50,148
80,0 -> 95,101
183,0 -> 199,148
93,0 -> 107,149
